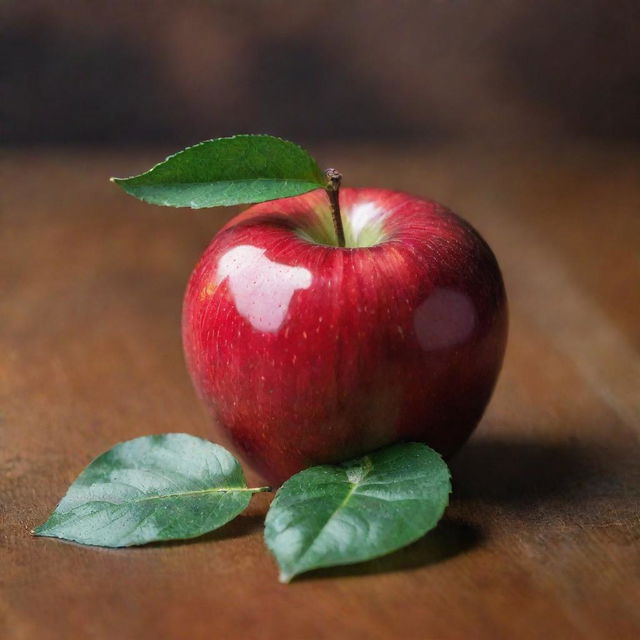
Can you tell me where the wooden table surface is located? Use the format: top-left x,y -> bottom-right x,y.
2,144 -> 639,640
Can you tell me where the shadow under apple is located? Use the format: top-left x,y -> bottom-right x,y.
449,436 -> 624,506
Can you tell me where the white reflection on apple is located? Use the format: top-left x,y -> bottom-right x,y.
348,201 -> 389,245
413,288 -> 476,351
216,245 -> 312,333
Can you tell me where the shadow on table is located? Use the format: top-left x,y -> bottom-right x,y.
449,437 -> 608,505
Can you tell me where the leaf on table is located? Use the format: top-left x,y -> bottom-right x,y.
111,134 -> 326,208
33,433 -> 265,547
264,442 -> 452,583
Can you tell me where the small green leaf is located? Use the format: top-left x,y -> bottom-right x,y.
112,134 -> 325,208
264,443 -> 451,582
33,433 -> 269,547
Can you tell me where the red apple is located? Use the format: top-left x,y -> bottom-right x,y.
182,187 -> 507,485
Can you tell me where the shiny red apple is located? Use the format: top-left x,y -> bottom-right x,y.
182,187 -> 507,485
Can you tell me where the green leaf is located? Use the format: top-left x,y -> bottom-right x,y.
111,134 -> 325,208
33,433 -> 269,547
264,443 -> 451,582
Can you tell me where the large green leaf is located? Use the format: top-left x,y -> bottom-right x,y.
33,433 -> 268,547
264,443 -> 451,582
112,134 -> 325,208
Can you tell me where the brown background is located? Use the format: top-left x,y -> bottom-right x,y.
2,2 -> 640,639
2,0 -> 640,149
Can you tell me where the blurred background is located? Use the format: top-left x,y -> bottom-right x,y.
2,0 -> 640,149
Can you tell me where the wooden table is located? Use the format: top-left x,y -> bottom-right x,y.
2,145 -> 639,639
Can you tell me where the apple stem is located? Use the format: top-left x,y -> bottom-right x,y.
325,168 -> 346,248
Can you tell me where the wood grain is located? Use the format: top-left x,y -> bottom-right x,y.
1,145 -> 639,639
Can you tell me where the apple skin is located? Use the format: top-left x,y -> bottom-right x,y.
182,188 -> 508,485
